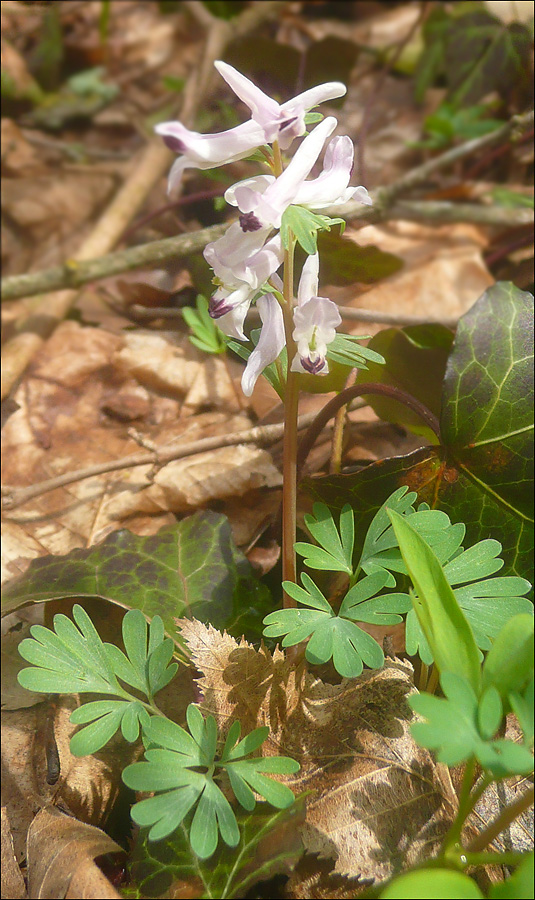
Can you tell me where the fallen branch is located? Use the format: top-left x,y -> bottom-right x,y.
2,407 -> 350,510
2,200 -> 531,305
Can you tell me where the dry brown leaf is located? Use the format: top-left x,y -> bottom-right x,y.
26,806 -> 121,900
1,321 -> 265,578
1,696 -> 127,863
1,807 -> 26,900
101,444 -> 282,520
331,221 -> 493,327
178,619 -> 458,880
114,331 -> 203,398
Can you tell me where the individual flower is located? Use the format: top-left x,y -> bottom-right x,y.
155,119 -> 266,194
208,283 -> 256,340
214,60 -> 346,150
291,253 -> 341,375
224,122 -> 372,233
204,224 -> 282,289
292,135 -> 372,209
204,226 -> 283,339
241,294 -> 285,397
155,61 -> 347,192
224,116 -> 338,232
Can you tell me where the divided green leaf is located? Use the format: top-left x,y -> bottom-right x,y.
123,704 -> 299,859
263,572 -> 388,678
295,503 -> 355,575
18,605 -> 177,754
410,671 -> 534,777
281,205 -> 345,255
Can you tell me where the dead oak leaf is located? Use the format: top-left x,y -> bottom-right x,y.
179,619 -> 458,880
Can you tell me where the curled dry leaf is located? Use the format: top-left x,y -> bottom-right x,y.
27,806 -> 122,900
1,807 -> 26,900
1,696 -> 128,864
178,619 -> 458,881
102,444 -> 282,520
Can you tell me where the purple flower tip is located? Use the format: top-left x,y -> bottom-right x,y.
239,212 -> 263,232
209,299 -> 232,318
301,356 -> 325,375
162,135 -> 187,153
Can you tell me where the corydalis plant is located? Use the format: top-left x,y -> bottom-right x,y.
155,60 -> 378,599
17,605 -> 299,859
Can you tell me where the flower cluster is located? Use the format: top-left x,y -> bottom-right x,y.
156,61 -> 372,396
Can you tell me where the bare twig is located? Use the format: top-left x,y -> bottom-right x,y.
1,408 -> 330,510
2,200 -> 531,305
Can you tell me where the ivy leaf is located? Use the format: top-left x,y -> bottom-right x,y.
3,510 -> 272,644
303,283 -> 534,586
126,798 -> 306,900
263,573 -> 386,678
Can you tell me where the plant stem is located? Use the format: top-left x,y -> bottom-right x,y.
281,236 -> 299,606
443,758 -> 478,852
465,784 -> 534,853
271,139 -> 300,608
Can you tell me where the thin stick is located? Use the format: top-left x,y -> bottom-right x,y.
297,382 -> 441,476
1,411 -> 324,510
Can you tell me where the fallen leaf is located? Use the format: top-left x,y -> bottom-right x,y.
179,620 -> 458,880
330,221 -> 493,326
1,807 -> 26,900
26,806 -> 122,900
1,695 -> 128,863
